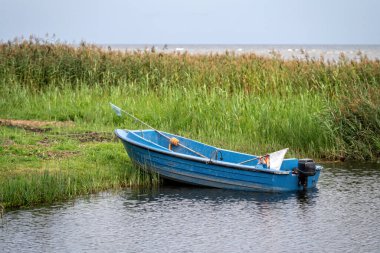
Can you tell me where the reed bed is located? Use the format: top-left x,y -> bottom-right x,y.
1,37 -> 379,159
0,37 -> 379,208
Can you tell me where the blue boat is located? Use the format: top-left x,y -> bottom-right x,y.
114,129 -> 322,192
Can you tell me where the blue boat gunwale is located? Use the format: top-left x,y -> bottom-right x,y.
115,129 -> 296,175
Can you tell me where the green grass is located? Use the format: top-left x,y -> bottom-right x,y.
0,125 -> 160,208
0,37 -> 379,208
1,83 -> 333,155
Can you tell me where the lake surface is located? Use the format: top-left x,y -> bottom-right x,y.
1,162 -> 380,253
103,44 -> 380,61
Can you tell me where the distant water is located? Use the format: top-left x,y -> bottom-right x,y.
100,44 -> 380,61
1,162 -> 380,253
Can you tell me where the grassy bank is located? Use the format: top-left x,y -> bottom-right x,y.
1,38 -> 379,208
0,123 -> 160,209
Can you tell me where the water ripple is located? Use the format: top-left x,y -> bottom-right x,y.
1,162 -> 380,252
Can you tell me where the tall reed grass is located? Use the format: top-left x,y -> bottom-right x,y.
1,37 -> 379,160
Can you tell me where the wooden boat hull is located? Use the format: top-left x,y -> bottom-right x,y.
115,129 -> 322,192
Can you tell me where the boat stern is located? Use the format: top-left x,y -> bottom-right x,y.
295,159 -> 322,189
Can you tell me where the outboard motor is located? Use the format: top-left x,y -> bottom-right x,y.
297,159 -> 316,188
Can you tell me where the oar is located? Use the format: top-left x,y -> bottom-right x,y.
110,103 -> 207,159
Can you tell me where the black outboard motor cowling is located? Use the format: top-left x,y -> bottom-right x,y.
297,159 -> 316,187
298,159 -> 316,176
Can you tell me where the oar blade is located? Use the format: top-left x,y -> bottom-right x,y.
269,148 -> 288,170
110,103 -> 122,117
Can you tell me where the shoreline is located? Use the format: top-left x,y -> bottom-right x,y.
0,120 -> 157,210
0,117 -> 376,210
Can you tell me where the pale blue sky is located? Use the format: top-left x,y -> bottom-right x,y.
1,0 -> 379,44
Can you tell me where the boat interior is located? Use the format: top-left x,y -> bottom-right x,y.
117,129 -> 298,171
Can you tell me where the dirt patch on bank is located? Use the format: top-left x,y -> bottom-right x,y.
69,132 -> 115,142
1,119 -> 115,143
0,119 -> 74,132
38,150 -> 80,159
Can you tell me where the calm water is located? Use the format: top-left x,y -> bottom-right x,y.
1,162 -> 380,253
103,44 -> 380,61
